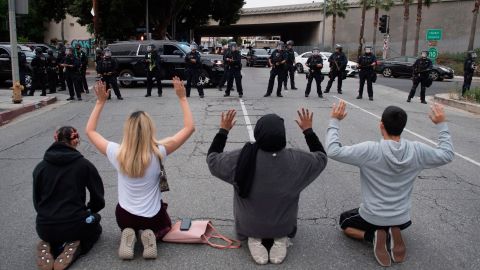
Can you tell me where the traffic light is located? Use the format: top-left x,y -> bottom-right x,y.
379,15 -> 389,34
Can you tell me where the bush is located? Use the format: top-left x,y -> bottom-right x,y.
436,48 -> 480,76
463,87 -> 480,103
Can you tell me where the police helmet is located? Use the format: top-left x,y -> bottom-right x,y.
228,42 -> 237,50
147,44 -> 155,52
468,50 -> 477,58
34,47 -> 43,55
277,41 -> 285,50
47,49 -> 54,56
57,43 -> 65,51
364,46 -> 373,54
103,48 -> 112,57
286,40 -> 294,46
190,42 -> 198,51
312,47 -> 320,55
95,47 -> 103,54
421,50 -> 428,58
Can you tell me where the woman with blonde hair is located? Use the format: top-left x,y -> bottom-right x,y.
86,77 -> 195,260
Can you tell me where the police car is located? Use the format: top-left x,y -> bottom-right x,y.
295,51 -> 358,77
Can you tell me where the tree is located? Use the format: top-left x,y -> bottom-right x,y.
357,0 -> 371,57
469,0 -> 480,50
401,0 -> 411,56
413,0 -> 432,56
371,0 -> 394,53
325,0 -> 349,50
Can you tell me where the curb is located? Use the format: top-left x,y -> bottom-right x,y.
0,96 -> 57,126
453,75 -> 480,82
434,94 -> 480,114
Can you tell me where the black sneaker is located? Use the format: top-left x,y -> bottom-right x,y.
356,96 -> 362,99
239,94 -> 243,98
407,98 -> 411,102
66,97 -> 75,101
305,94 -> 309,97
264,93 -> 271,97
145,94 -> 151,97
373,230 -> 391,267
77,97 -> 82,101
158,93 -> 162,97
338,91 -> 343,94
218,86 -> 223,91
118,97 -> 124,100
200,95 -> 205,98
224,94 -> 230,97
318,95 -> 323,98
284,86 -> 288,90
277,94 -> 284,97
291,87 -> 298,90
324,90 -> 330,93
369,97 -> 374,101
421,100 -> 427,104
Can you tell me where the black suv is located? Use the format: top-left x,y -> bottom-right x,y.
0,44 -> 33,88
108,40 -> 224,87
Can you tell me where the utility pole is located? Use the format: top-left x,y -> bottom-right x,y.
93,0 -> 99,43
8,0 -> 19,85
146,0 -> 150,40
322,0 -> 327,50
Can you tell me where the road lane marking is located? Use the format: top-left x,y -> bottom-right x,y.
333,96 -> 480,168
239,99 -> 255,142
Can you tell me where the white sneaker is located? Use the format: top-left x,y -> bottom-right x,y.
140,229 -> 157,259
269,237 -> 288,264
247,237 -> 269,265
118,228 -> 136,260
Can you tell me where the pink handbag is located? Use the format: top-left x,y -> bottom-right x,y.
162,220 -> 241,249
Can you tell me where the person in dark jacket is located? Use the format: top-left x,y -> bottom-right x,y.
305,47 -> 324,98
407,51 -> 433,104
75,44 -> 89,93
33,126 -> 105,270
18,51 -> 28,96
324,44 -> 348,94
97,48 -> 123,100
56,43 -> 67,91
207,109 -> 327,265
462,51 -> 477,97
264,41 -> 288,97
218,44 -> 230,92
29,47 -> 47,96
283,40 -> 297,90
184,43 -> 205,98
144,44 -> 163,97
46,50 -> 58,94
357,46 -> 377,101
60,46 -> 83,101
224,42 -> 243,98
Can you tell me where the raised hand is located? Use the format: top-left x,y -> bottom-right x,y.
94,80 -> 110,103
295,108 -> 313,131
220,110 -> 237,131
331,100 -> 348,120
429,103 -> 446,124
172,76 -> 186,99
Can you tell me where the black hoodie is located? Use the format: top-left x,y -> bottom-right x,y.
33,142 -> 105,225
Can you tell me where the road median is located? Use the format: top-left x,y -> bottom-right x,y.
0,95 -> 57,126
434,93 -> 480,114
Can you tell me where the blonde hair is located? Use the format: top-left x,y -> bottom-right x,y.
117,111 -> 162,178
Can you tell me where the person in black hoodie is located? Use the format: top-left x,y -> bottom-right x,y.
33,126 -> 105,270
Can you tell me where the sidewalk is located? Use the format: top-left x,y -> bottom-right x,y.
0,90 -> 57,126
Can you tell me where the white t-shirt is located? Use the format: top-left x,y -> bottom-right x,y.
107,142 -> 167,218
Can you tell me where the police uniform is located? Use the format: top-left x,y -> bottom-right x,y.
462,52 -> 476,96
29,51 -> 47,96
218,47 -> 230,91
76,47 -> 89,93
46,52 -> 58,94
63,52 -> 83,100
284,46 -> 297,90
184,50 -> 205,98
265,48 -> 288,97
408,54 -> 432,104
357,51 -> 377,100
324,48 -> 347,94
224,46 -> 243,97
145,48 -> 163,97
97,54 -> 123,100
56,46 -> 67,91
305,53 -> 324,97
18,52 -> 28,95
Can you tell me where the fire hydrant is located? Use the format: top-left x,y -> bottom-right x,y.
12,81 -> 23,104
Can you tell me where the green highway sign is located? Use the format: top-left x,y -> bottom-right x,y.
428,47 -> 439,59
426,29 -> 442,41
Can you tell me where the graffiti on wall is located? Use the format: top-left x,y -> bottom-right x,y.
71,38 -> 95,50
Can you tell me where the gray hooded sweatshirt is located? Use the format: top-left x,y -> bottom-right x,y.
326,119 -> 454,226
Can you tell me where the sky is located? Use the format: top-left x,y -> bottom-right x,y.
244,0 -> 318,8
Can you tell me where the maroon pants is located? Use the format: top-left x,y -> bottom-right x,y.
115,201 -> 172,240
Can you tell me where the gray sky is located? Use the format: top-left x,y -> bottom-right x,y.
244,0 -> 318,8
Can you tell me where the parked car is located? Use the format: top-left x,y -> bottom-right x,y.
246,48 -> 270,67
295,51 -> 358,77
22,43 -> 58,57
375,56 -> 454,81
240,49 -> 249,59
0,44 -> 33,88
107,40 -> 224,87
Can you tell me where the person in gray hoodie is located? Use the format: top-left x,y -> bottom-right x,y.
326,101 -> 454,267
207,109 -> 327,265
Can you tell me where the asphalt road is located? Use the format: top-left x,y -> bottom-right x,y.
1,68 -> 480,270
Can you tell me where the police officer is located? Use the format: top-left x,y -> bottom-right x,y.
324,44 -> 347,94
408,50 -> 432,104
97,48 -> 123,100
18,51 -> 28,96
357,46 -> 377,101
462,50 -> 477,97
264,41 -> 288,97
56,43 -> 67,91
46,50 -> 58,94
28,47 -> 47,96
218,44 -> 230,91
61,46 -> 83,101
75,44 -> 89,93
184,43 -> 205,98
224,42 -> 243,98
144,44 -> 163,97
305,47 -> 324,98
284,40 -> 297,90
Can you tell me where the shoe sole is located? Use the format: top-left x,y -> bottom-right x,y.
53,240 -> 81,270
374,230 -> 391,267
36,241 -> 54,270
119,228 -> 136,260
389,227 -> 406,263
141,229 -> 157,259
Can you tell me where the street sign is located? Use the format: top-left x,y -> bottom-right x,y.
428,47 -> 439,59
428,40 -> 438,47
426,29 -> 442,41
15,0 -> 28,15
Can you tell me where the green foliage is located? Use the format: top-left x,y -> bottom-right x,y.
463,87 -> 480,103
437,48 -> 480,75
371,0 -> 394,11
324,0 -> 349,18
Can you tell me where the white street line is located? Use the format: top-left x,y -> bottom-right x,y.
239,98 -> 255,142
333,96 -> 480,168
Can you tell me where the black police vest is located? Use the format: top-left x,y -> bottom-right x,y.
308,56 -> 323,71
101,59 -> 114,74
359,55 -> 375,71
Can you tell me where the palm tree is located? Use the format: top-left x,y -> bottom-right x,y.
468,0 -> 480,50
401,0 -> 411,56
413,0 -> 432,56
372,0 -> 394,53
357,0 -> 370,57
325,0 -> 349,50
